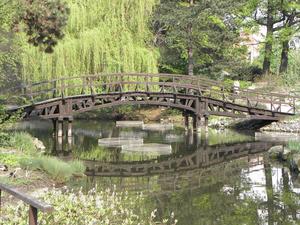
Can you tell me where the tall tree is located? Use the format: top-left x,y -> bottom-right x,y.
16,0 -> 70,53
187,0 -> 194,75
277,1 -> 300,73
245,0 -> 300,75
152,0 -> 248,77
249,0 -> 284,75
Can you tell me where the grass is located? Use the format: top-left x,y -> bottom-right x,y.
19,156 -> 85,183
0,153 -> 20,166
0,131 -> 86,184
9,132 -> 37,154
0,176 -> 31,186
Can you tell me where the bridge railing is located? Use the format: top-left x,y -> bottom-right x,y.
1,73 -> 296,114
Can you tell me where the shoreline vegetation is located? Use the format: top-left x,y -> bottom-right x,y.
0,131 -> 177,225
1,187 -> 177,225
0,132 -> 85,185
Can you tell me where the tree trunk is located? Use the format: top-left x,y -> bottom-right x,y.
279,40 -> 289,74
188,45 -> 194,76
187,0 -> 194,76
262,0 -> 274,75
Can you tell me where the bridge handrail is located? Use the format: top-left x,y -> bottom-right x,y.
3,73 -> 294,98
17,80 -> 295,106
2,73 -> 219,92
0,183 -> 53,225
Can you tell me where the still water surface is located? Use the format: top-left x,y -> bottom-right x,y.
16,120 -> 300,225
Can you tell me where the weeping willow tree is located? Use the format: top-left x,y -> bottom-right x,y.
20,0 -> 159,83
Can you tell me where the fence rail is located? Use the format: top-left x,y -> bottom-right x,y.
0,183 -> 53,225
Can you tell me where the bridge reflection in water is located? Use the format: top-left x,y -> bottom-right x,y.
84,141 -> 276,192
83,142 -> 300,225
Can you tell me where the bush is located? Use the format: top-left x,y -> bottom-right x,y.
20,157 -> 85,183
1,187 -> 177,225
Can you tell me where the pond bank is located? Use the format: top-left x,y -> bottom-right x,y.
268,144 -> 300,174
261,118 -> 300,133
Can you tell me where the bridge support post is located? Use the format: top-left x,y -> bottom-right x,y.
193,115 -> 201,132
184,115 -> 189,130
52,119 -> 57,137
56,136 -> 63,155
204,116 -> 209,132
57,117 -> 64,137
67,117 -> 73,137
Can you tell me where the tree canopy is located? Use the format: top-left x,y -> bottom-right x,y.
152,0 -> 249,78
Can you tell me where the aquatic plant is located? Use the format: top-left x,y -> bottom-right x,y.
1,187 -> 177,225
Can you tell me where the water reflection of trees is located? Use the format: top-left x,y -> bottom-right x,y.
80,154 -> 300,225
149,159 -> 300,225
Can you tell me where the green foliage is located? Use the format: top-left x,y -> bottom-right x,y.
0,153 -> 20,166
161,108 -> 182,117
10,132 -> 37,154
0,103 -> 22,146
152,0 -> 249,77
223,79 -> 252,89
68,160 -> 85,175
0,1 -> 22,89
282,50 -> 300,86
20,0 -> 159,83
17,0 -> 70,53
0,132 -> 11,147
207,129 -> 253,145
19,156 -> 85,183
0,176 -> 31,186
1,188 -> 177,225
287,141 -> 300,153
0,132 -> 35,166
74,146 -> 116,161
242,0 -> 300,75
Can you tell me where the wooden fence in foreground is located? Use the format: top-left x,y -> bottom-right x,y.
0,183 -> 53,225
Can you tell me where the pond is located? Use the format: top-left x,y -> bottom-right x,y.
16,119 -> 300,225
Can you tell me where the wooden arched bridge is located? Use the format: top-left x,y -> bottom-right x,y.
3,73 -> 296,134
